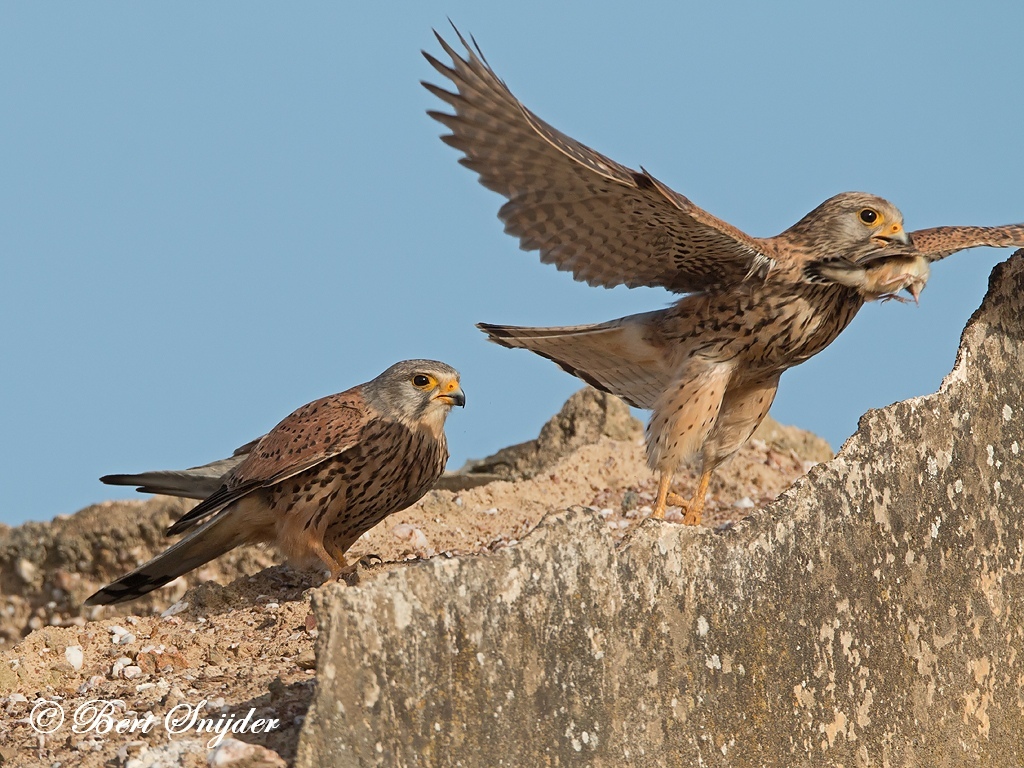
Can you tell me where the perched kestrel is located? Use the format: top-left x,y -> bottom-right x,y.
424,29 -> 1024,524
87,360 -> 465,605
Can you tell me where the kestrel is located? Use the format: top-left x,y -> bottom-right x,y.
87,360 -> 465,605
424,29 -> 1024,524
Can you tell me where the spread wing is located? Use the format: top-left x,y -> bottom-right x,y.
166,389 -> 372,535
423,28 -> 774,294
909,224 -> 1024,262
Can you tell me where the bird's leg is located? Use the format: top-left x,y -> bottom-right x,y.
680,470 -> 711,526
326,542 -> 384,577
879,292 -> 912,304
663,470 -> 711,525
655,469 -> 710,525
308,539 -> 350,581
652,471 -> 673,520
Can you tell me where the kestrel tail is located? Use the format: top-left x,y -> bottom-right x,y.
101,440 -> 257,500
87,360 -> 465,605
425,27 -> 1024,524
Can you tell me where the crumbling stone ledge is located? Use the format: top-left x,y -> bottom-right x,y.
296,252 -> 1024,767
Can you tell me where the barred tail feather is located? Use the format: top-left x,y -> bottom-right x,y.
477,314 -> 670,410
84,508 -> 249,605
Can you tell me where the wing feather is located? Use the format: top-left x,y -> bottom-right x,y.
166,390 -> 372,535
424,28 -> 774,293
909,224 -> 1024,262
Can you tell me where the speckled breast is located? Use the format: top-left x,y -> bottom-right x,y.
684,281 -> 865,376
271,420 -> 449,554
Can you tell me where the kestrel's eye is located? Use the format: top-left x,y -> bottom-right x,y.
412,374 -> 432,388
859,209 -> 879,225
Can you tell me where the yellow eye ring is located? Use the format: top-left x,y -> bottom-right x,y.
859,208 -> 883,226
412,374 -> 433,388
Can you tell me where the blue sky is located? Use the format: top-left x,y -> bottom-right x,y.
2,3 -> 1021,525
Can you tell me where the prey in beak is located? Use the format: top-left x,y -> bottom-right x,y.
859,254 -> 931,304
804,251 -> 931,304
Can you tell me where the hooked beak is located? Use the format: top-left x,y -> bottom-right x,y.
435,381 -> 466,408
872,222 -> 909,247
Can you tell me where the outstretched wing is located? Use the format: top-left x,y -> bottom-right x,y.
909,224 -> 1024,262
423,28 -> 774,294
166,390 -> 372,535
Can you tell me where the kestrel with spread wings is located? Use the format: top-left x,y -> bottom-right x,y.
87,360 -> 465,605
424,29 -> 1024,524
